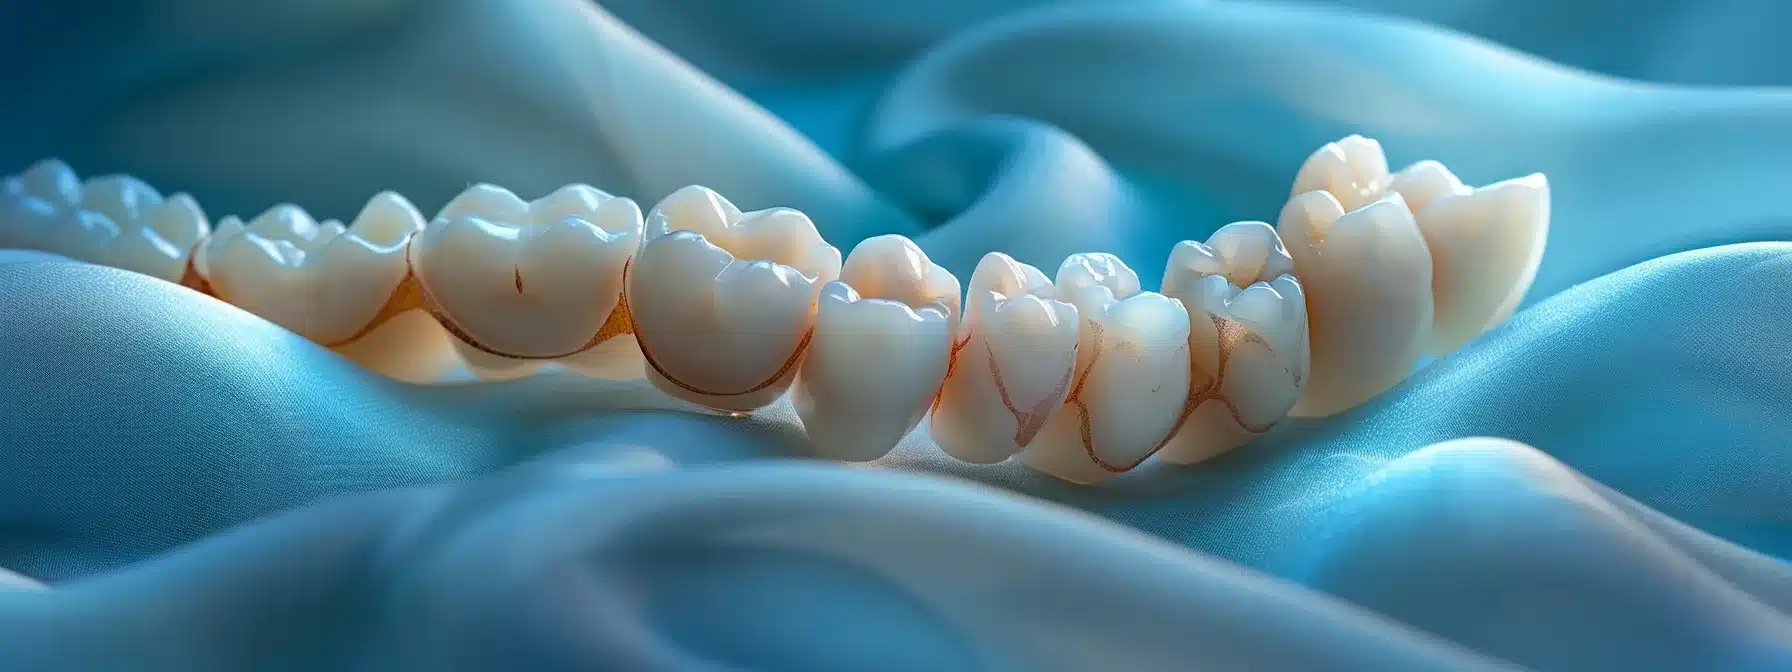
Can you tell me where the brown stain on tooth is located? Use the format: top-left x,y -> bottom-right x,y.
409,245 -> 635,359
988,335 -> 1076,447
630,260 -> 812,400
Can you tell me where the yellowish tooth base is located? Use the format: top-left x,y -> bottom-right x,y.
332,311 -> 459,384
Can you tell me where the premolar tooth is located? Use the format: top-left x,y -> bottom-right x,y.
1413,174 -> 1550,354
629,187 -> 839,411
1291,135 -> 1390,212
1157,273 -> 1308,465
1165,221 -> 1295,290
1021,254 -> 1191,483
1277,192 -> 1433,417
436,183 -> 530,226
1387,160 -> 1468,214
792,235 -> 959,461
929,252 -> 1079,464
413,190 -> 643,380
18,159 -> 81,207
245,204 -> 343,253
348,191 -> 427,246
145,194 -> 209,252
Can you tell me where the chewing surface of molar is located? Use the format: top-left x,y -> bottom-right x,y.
791,234 -> 959,462
628,185 -> 843,412
0,159 -> 208,282
929,252 -> 1080,464
1294,136 -> 1552,359
1019,253 -> 1192,484
412,183 -> 646,381
1154,222 -> 1310,466
1278,192 -> 1433,418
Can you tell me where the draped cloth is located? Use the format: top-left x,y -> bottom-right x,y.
2,1 -> 1792,669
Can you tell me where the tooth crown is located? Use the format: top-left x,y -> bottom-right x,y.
1284,134 -> 1548,416
0,160 -> 209,281
629,186 -> 842,412
411,183 -> 643,362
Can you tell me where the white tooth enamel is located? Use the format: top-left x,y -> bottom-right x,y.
349,191 -> 427,247
792,235 -> 959,462
1021,255 -> 1191,483
929,252 -> 1079,464
435,183 -> 530,226
205,200 -> 415,344
1387,160 -> 1468,214
1277,191 -> 1433,418
145,194 -> 210,251
1291,135 -> 1391,212
1165,221 -> 1296,292
82,175 -> 164,229
1412,174 -> 1549,354
413,186 -> 643,380
629,186 -> 839,410
18,159 -> 81,207
1157,273 -> 1308,465
0,183 -> 61,253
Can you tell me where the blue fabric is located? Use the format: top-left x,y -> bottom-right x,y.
2,1 -> 1792,669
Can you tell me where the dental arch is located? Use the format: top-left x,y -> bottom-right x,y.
0,135 -> 1549,485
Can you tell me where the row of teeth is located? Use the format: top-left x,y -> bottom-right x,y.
0,136 -> 1548,484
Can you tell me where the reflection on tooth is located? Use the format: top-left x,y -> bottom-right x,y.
792,235 -> 958,461
18,159 -> 81,207
1165,221 -> 1295,290
1278,192 -> 1433,418
1021,254 -> 1191,483
413,186 -> 644,380
1414,174 -> 1550,354
1292,135 -> 1391,212
629,187 -> 839,411
145,194 -> 210,252
929,252 -> 1079,463
0,183 -> 61,254
1157,274 -> 1308,465
1387,160 -> 1468,214
82,175 -> 163,229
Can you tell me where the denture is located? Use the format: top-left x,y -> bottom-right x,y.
0,135 -> 1548,483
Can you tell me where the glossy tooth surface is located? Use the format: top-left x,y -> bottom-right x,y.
1291,135 -> 1390,212
0,163 -> 207,282
929,252 -> 1079,464
1158,273 -> 1308,465
17,159 -> 81,207
1164,221 -> 1295,291
792,235 -> 958,461
1277,192 -> 1433,418
629,186 -> 840,410
414,183 -> 643,381
0,179 -> 62,253
1021,254 -> 1191,483
205,200 -> 418,345
1387,160 -> 1469,214
1412,174 -> 1550,355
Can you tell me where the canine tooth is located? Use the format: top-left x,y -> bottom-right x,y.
1165,221 -> 1295,290
792,235 -> 959,461
1292,135 -> 1390,212
413,191 -> 643,380
1277,192 -> 1433,418
17,159 -> 81,207
81,175 -> 164,229
1413,174 -> 1550,355
1021,255 -> 1191,483
929,252 -> 1079,464
205,202 -> 414,345
1157,274 -> 1308,465
629,187 -> 839,411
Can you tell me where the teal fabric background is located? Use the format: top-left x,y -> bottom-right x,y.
1,1 -> 1791,669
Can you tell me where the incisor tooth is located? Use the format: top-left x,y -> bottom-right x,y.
791,235 -> 958,461
1277,192 -> 1433,418
629,186 -> 840,410
412,183 -> 644,381
1292,135 -> 1391,213
929,252 -> 1079,464
1411,174 -> 1550,355
1020,254 -> 1191,483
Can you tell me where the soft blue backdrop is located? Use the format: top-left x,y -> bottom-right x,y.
1,1 -> 1790,669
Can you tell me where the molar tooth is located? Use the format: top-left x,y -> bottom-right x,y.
413,193 -> 643,381
82,175 -> 164,228
629,187 -> 839,411
792,235 -> 959,461
18,159 -> 81,207
528,183 -> 613,226
1277,192 -> 1433,418
436,183 -> 530,226
1413,174 -> 1550,355
929,252 -> 1079,464
1292,135 -> 1391,212
1021,254 -> 1192,483
245,204 -> 342,253
1166,221 -> 1295,291
144,194 -> 209,252
1157,274 -> 1309,465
